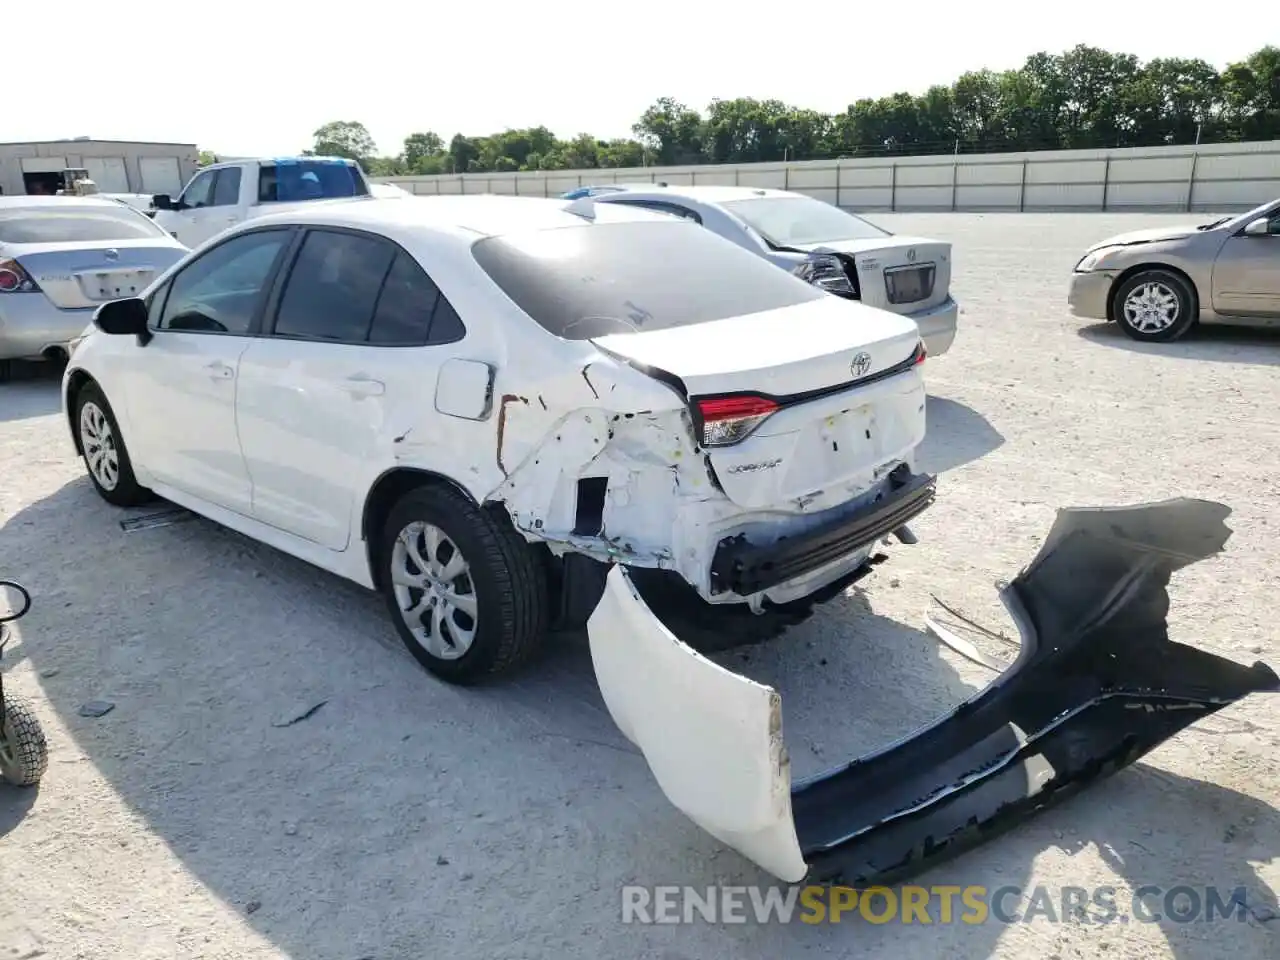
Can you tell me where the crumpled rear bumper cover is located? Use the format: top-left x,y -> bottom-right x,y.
587,498 -> 1279,885
710,465 -> 936,596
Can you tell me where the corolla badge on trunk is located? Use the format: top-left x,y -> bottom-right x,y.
851,352 -> 872,378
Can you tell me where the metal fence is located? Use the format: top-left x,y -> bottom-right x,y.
380,140 -> 1280,213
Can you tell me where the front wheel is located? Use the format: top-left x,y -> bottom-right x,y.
379,485 -> 549,685
1112,269 -> 1198,343
0,695 -> 49,787
74,381 -> 153,507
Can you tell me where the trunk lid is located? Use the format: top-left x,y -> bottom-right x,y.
9,240 -> 187,310
796,235 -> 952,316
592,296 -> 926,509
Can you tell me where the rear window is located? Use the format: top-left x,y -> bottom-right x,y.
470,219 -> 826,340
258,160 -> 370,204
721,196 -> 891,246
0,206 -> 169,243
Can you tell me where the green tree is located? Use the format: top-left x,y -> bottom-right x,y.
310,121 -> 378,166
632,97 -> 703,164
403,131 -> 445,172
305,44 -> 1280,177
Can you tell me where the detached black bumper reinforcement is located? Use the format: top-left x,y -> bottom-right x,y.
710,466 -> 936,596
789,498 -> 1280,887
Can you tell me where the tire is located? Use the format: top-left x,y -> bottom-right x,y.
1111,269 -> 1198,343
0,695 -> 49,787
379,484 -> 549,685
73,381 -> 153,507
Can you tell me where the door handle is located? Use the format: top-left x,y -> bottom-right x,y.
343,375 -> 385,397
204,360 -> 234,380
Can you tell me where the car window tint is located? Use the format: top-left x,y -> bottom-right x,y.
611,198 -> 701,223
146,283 -> 169,327
0,207 -> 170,243
471,219 -> 825,340
159,230 -> 288,334
274,230 -> 394,341
259,161 -> 370,204
427,297 -> 465,343
212,168 -> 241,206
368,252 -> 439,345
181,171 -> 215,209
258,166 -> 278,203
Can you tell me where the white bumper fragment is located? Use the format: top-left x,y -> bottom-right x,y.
586,565 -> 808,882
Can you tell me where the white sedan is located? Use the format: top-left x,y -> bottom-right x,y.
65,193 -> 932,682
589,185 -> 959,356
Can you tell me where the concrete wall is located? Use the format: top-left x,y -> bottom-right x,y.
379,140 -> 1280,213
0,140 -> 200,197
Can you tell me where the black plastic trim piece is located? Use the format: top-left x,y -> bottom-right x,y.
789,498 -> 1280,887
710,465 -> 935,595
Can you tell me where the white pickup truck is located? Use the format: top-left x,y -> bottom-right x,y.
151,156 -> 372,248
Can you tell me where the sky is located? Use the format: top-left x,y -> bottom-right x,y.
10,0 -> 1278,158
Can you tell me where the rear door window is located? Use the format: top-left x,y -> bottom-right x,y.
211,167 -> 242,206
471,219 -> 825,340
273,230 -> 393,341
271,230 -> 467,346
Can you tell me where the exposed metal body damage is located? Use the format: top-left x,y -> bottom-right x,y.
586,498 -> 1279,885
488,356 -> 928,605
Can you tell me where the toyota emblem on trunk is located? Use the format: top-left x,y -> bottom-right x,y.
851,351 -> 872,377
906,248 -> 917,262
104,249 -> 119,261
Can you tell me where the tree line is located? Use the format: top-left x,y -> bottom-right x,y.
302,44 -> 1279,176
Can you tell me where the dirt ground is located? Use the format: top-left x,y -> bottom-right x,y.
0,212 -> 1276,959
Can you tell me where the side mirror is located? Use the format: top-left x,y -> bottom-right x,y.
93,297 -> 152,345
152,193 -> 173,210
1243,217 -> 1272,237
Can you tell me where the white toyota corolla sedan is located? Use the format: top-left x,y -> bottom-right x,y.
63,194 -> 934,685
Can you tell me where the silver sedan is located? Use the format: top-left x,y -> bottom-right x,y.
0,196 -> 188,380
1068,197 -> 1280,342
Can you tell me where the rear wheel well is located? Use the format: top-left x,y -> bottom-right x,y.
361,468 -> 482,591
64,369 -> 96,454
1106,263 -> 1200,322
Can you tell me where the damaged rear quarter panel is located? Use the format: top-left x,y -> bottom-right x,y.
487,360 -> 706,564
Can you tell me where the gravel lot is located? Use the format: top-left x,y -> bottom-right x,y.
1,213 -> 1277,960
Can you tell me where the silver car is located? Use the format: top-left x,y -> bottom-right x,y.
587,185 -> 959,357
1068,197 -> 1280,342
0,196 -> 188,380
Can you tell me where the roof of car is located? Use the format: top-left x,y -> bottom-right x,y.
599,184 -> 800,204
246,194 -> 674,241
0,195 -> 143,211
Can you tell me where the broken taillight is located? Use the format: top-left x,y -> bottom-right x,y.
694,395 -> 779,447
